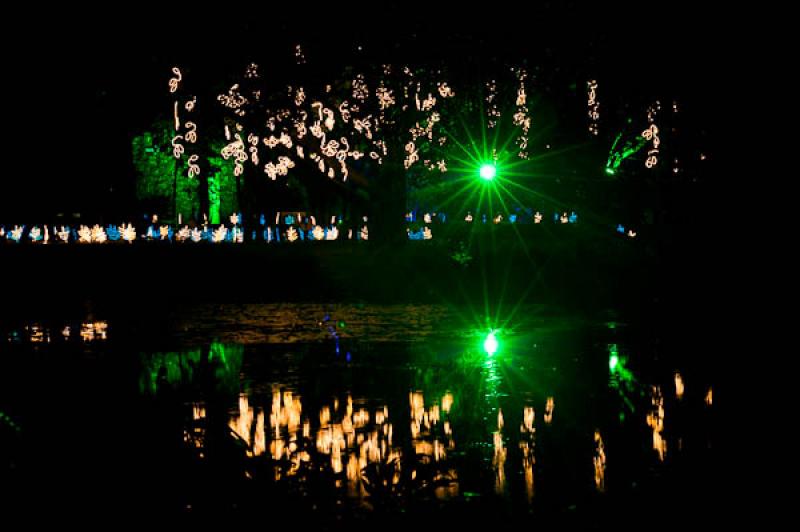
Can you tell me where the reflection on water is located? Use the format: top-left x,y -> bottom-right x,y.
3,308 -> 714,522
6,320 -> 109,344
594,430 -> 606,493
647,386 -> 667,462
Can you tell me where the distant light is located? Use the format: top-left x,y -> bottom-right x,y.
479,164 -> 496,180
609,354 -> 619,371
484,330 -> 499,356
605,167 -> 616,176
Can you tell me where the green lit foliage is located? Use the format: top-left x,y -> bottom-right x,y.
605,130 -> 648,174
207,138 -> 239,224
139,342 -> 244,395
132,119 -> 197,221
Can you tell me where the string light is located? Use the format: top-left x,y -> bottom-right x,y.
171,135 -> 184,158
168,67 -> 182,93
587,80 -> 599,135
184,122 -> 197,143
643,101 -> 661,168
187,154 -> 200,178
514,69 -> 531,158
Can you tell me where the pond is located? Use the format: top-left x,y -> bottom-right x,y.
1,304 -> 714,527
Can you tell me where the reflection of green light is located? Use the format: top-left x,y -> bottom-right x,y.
484,330 -> 499,356
479,164 -> 496,181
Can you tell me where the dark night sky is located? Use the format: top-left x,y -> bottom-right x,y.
1,2 -> 719,221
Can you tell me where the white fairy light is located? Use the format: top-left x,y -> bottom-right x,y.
168,67 -> 182,93
173,101 -> 181,131
187,154 -> 200,178
422,227 -> 432,240
172,135 -> 184,158
643,101 -> 661,168
326,227 -> 339,240
360,226 -> 368,240
352,74 -> 368,101
287,226 -> 298,242
245,62 -> 259,79
184,122 -> 197,143
313,226 -> 324,241
91,225 -> 107,243
534,212 -> 543,224
190,228 -> 202,243
437,82 -> 455,98
376,86 -> 396,109
185,96 -> 196,112
587,80 -> 599,135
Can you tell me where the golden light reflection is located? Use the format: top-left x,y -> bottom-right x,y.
544,397 -> 555,424
80,321 -> 108,342
520,405 -> 536,502
646,386 -> 667,461
675,372 -> 684,400
211,388 -> 463,500
594,430 -> 606,493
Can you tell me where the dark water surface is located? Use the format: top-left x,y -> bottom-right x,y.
1,304 -> 714,527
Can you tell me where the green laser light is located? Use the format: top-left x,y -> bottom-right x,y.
479,164 -> 496,181
484,330 -> 499,356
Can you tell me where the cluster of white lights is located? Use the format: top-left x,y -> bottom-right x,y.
514,69 -> 531,158
643,101 -> 661,168
587,80 -> 599,135
486,80 -> 500,128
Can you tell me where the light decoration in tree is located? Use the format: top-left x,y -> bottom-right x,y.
513,68 -> 531,158
312,225 -> 324,241
534,212 -> 543,224
326,226 -> 339,240
190,227 -> 202,243
642,101 -> 661,168
486,80 -> 500,128
587,79 -> 599,135
57,226 -> 70,242
286,226 -> 298,242
168,67 -> 182,93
